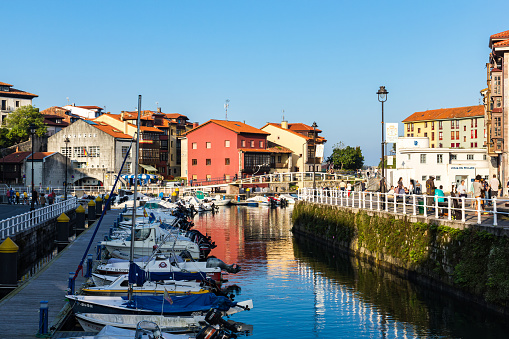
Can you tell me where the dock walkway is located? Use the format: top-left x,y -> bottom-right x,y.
0,209 -> 121,339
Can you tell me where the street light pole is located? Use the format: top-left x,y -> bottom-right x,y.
29,123 -> 36,211
377,86 -> 389,192
64,137 -> 70,200
312,122 -> 318,190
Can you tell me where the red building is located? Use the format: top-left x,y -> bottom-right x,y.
186,120 -> 290,183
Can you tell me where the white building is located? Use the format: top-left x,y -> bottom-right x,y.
62,105 -> 104,119
388,137 -> 489,192
0,81 -> 38,125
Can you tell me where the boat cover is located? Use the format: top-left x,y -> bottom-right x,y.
122,293 -> 237,313
128,262 -> 206,285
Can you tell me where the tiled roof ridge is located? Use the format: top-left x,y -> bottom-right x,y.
491,30 -> 509,39
402,105 -> 484,123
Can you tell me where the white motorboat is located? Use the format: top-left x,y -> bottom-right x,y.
245,196 -> 269,206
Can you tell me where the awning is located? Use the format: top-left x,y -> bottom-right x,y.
139,164 -> 158,173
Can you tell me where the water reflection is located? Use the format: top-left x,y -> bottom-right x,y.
192,206 -> 509,338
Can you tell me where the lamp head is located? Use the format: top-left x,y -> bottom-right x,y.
312,122 -> 318,129
29,123 -> 37,135
377,86 -> 388,102
64,137 -> 70,143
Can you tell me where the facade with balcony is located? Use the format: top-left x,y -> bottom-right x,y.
402,106 -> 485,149
261,120 -> 326,174
0,81 -> 38,126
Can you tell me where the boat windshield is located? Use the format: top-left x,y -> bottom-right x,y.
134,228 -> 151,241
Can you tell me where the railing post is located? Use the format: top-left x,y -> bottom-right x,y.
340,190 -> 343,207
447,198 -> 452,221
402,194 -> 406,215
393,193 -> 397,214
493,196 -> 498,226
370,192 -> 373,210
362,191 -> 365,209
435,196 -> 439,218
412,195 -> 416,216
461,197 -> 466,222
385,193 -> 388,212
477,197 -> 481,224
423,195 -> 427,218
377,192 -> 380,211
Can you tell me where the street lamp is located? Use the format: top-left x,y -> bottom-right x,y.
64,137 -> 70,200
377,86 -> 389,193
312,121 -> 318,190
29,123 -> 36,211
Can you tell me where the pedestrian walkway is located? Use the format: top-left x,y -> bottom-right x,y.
0,209 -> 121,338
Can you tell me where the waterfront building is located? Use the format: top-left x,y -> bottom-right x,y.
388,137 -> 489,191
0,151 -> 32,185
40,106 -> 82,125
260,120 -> 326,173
24,152 -> 69,188
47,119 -> 132,186
402,105 -> 485,149
183,119 -> 292,182
62,104 -> 105,120
0,81 -> 38,126
483,29 -> 509,194
43,114 -> 69,136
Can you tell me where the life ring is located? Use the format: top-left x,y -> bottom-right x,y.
159,262 -> 167,268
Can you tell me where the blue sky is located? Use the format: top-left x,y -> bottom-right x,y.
3,1 -> 508,165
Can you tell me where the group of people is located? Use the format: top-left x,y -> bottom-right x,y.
5,188 -> 57,207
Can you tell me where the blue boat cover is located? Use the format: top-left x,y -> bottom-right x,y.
128,262 -> 207,285
122,293 -> 237,313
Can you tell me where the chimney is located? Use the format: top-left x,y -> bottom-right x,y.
281,120 -> 288,129
157,107 -> 161,113
120,112 -> 125,121
193,122 -> 199,128
124,121 -> 128,134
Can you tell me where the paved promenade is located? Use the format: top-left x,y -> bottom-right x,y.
0,208 -> 120,339
0,203 -> 45,221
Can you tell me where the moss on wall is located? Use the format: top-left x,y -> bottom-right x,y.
292,201 -> 509,307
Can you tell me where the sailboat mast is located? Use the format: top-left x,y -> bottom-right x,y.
129,95 -> 142,300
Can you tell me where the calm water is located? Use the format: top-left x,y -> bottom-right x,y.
192,205 -> 509,339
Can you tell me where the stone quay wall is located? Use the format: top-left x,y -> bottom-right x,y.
292,201 -> 509,316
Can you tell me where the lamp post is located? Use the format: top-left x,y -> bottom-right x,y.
312,121 -> 318,190
64,137 -> 70,200
377,86 -> 389,193
29,123 -> 36,211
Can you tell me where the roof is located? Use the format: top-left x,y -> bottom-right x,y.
402,105 -> 484,123
0,151 -> 32,163
91,121 -> 132,139
0,86 -> 38,98
0,82 -> 13,87
240,146 -> 292,153
75,106 -> 103,110
185,119 -> 270,136
261,122 -> 327,143
43,116 -> 69,127
493,39 -> 509,48
287,122 -> 323,133
165,113 -> 188,120
490,30 -> 509,40
26,152 -> 56,161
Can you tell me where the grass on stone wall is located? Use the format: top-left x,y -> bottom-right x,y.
292,201 -> 509,306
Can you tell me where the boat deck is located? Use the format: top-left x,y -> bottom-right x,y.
0,209 -> 121,339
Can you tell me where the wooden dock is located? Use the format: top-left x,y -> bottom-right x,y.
0,209 -> 121,339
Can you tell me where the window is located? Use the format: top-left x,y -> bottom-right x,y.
475,142 -> 477,148
424,132 -> 428,137
277,155 -> 282,163
466,154 -> 474,160
464,136 -> 466,142
15,101 -> 20,108
425,122 -> 428,128
206,175 -> 211,181
431,132 -> 434,141
451,131 -> 455,140
225,140 -> 230,147
407,124 -> 410,132
471,130 -> 474,139
122,162 -> 131,174
455,131 -> 459,140
160,152 -> 168,161
171,154 -> 173,161
420,154 -> 426,163
431,144 -> 435,148
161,140 -> 168,148
475,130 -> 477,138
192,143 -> 197,149
439,132 -> 443,140
456,120 -> 459,129
439,121 -> 443,130
418,128 -> 421,133
431,122 -> 434,130
225,158 -> 230,165
206,159 -> 211,165
241,140 -> 246,147
451,121 -> 455,129
60,147 -> 72,157
456,143 -> 459,148
206,142 -> 211,149
439,143 -> 443,148
250,140 -> 254,147
74,146 -> 87,158
192,159 -> 197,165
483,154 -> 487,160
470,142 -> 473,148
259,141 -> 264,148
437,154 -> 443,163
192,174 -> 197,180
451,143 -> 454,148
88,146 -> 100,157
436,175 -> 441,181
471,119 -> 474,128
494,117 -> 502,136
422,176 -> 427,181
411,123 -> 414,131
451,154 -> 457,160
494,75 -> 501,95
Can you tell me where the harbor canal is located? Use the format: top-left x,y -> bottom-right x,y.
194,205 -> 509,338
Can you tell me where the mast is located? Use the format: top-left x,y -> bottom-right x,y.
128,95 -> 142,300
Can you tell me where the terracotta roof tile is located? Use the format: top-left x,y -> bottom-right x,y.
490,30 -> 509,40
494,39 -> 509,48
0,82 -> 13,87
0,151 -> 32,163
239,146 -> 291,153
261,123 -> 327,143
76,106 -> 103,110
186,119 -> 270,136
0,87 -> 38,98
92,122 -> 132,139
26,152 -> 55,160
402,105 -> 484,123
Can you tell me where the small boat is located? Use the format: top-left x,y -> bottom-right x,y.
245,196 -> 269,207
63,323 -> 188,338
211,195 -> 231,206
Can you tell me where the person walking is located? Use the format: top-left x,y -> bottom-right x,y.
23,191 -> 28,205
490,174 -> 500,199
15,191 -> 20,204
39,193 -> 46,207
409,181 -> 414,194
472,175 -> 483,216
415,181 -> 422,195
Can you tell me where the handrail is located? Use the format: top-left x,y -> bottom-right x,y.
298,188 -> 506,227
0,197 -> 79,240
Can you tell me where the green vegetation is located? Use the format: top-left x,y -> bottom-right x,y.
292,202 -> 509,306
1,105 -> 47,146
327,142 -> 364,170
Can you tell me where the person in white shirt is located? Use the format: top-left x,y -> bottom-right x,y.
490,175 -> 500,198
457,180 -> 467,198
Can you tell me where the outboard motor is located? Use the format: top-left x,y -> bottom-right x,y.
206,257 -> 241,274
135,320 -> 163,339
179,250 -> 194,260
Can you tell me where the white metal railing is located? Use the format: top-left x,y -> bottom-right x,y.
298,188 -> 506,227
0,197 -> 79,239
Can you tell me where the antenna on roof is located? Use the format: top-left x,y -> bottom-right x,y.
282,109 -> 285,121
66,97 -> 69,105
224,99 -> 230,120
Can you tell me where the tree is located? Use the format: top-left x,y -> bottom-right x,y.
328,142 -> 364,170
4,105 -> 47,144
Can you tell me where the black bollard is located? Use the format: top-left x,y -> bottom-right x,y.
0,237 -> 18,287
75,205 -> 86,236
56,213 -> 70,251
87,200 -> 96,226
246,188 -> 251,199
105,194 -> 111,210
95,196 -> 103,218
171,192 -> 177,203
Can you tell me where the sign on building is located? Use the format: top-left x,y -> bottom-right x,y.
386,123 -> 399,143
315,144 -> 324,158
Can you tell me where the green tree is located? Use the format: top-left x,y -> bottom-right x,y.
5,105 -> 47,143
328,142 -> 364,170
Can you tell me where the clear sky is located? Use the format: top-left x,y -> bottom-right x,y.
3,0 -> 509,165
